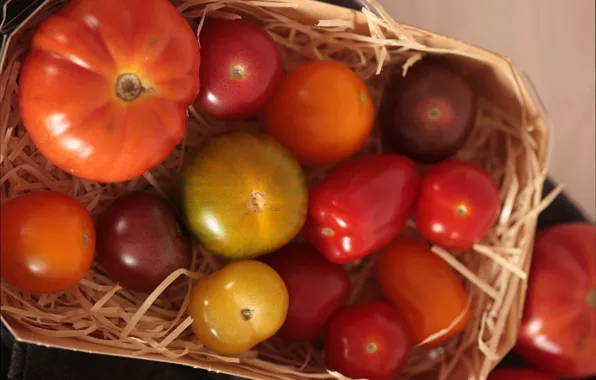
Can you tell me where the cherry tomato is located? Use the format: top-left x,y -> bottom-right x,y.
303,154 -> 419,264
377,235 -> 470,346
95,192 -> 191,293
262,242 -> 350,342
263,60 -> 374,166
487,368 -> 558,380
187,260 -> 288,355
0,191 -> 95,293
515,223 -> 596,378
325,302 -> 411,380
194,19 -> 282,120
379,58 -> 476,163
414,160 -> 500,250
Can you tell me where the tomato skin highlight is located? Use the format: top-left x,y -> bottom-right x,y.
187,260 -> 289,355
376,235 -> 471,346
487,368 -> 558,380
324,302 -> 411,380
515,223 -> 596,379
0,191 -> 95,293
18,0 -> 200,183
414,160 -> 500,250
263,60 -> 374,166
303,154 -> 419,264
195,19 -> 282,120
262,242 -> 350,342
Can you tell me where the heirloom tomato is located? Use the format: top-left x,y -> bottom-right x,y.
188,260 -> 288,355
379,58 -> 476,163
303,154 -> 419,264
0,191 -> 95,293
325,302 -> 411,380
194,19 -> 282,120
515,223 -> 596,378
414,160 -> 500,250
96,193 -> 191,293
182,132 -> 307,259
377,236 -> 471,346
262,242 -> 350,342
18,0 -> 200,183
487,368 -> 557,380
263,60 -> 374,166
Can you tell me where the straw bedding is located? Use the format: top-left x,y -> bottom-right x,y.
0,0 -> 559,379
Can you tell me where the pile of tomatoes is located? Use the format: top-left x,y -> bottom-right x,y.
1,0 -> 595,379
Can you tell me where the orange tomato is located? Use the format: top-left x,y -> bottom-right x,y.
18,0 -> 200,183
0,192 -> 96,293
263,61 -> 374,166
377,235 -> 470,347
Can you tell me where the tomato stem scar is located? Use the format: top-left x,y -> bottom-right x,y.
322,227 -> 335,237
366,342 -> 377,354
241,308 -> 254,321
247,191 -> 266,213
427,107 -> 442,121
587,288 -> 596,309
230,64 -> 246,80
116,73 -> 147,102
456,204 -> 468,216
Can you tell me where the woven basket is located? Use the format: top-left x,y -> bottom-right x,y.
0,0 -> 557,379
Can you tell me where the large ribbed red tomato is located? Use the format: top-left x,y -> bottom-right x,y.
19,0 -> 200,183
515,223 -> 596,379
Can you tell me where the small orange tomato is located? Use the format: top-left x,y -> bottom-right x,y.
377,235 -> 470,347
263,60 -> 374,166
187,260 -> 288,355
0,191 -> 95,293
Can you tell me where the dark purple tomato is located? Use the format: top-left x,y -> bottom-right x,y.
194,19 -> 283,120
96,192 -> 191,293
379,58 -> 476,163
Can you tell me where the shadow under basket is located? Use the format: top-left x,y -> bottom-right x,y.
0,0 -> 558,379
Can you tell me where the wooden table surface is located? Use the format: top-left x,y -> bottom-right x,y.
379,0 -> 596,220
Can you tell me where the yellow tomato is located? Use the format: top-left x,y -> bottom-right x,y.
187,260 -> 289,355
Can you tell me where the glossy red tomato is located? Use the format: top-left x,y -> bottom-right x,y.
19,0 -> 200,183
0,191 -> 95,293
414,160 -> 500,250
264,60 -> 374,166
304,154 -> 419,264
487,368 -> 558,380
377,235 -> 470,346
325,302 -> 411,380
515,223 -> 596,378
262,242 -> 350,342
194,19 -> 282,120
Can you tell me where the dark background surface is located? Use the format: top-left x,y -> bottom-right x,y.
0,0 -> 593,379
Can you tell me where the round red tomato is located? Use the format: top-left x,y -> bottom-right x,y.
515,223 -> 596,378
488,368 -> 557,380
194,19 -> 282,120
262,242 -> 350,342
0,191 -> 95,293
377,235 -> 470,346
19,0 -> 200,183
414,160 -> 500,250
263,60 -> 374,166
325,302 -> 411,380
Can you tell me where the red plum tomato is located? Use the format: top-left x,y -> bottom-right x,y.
414,160 -> 500,250
325,302 -> 411,380
195,19 -> 282,120
262,242 -> 350,342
